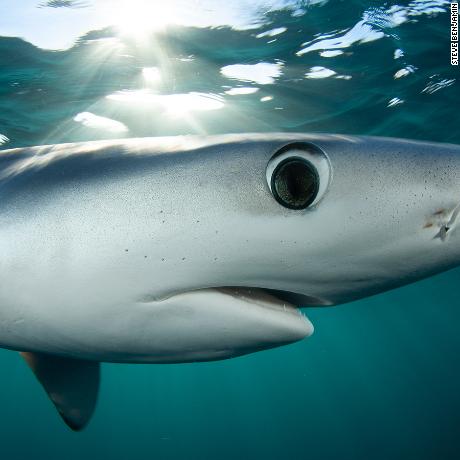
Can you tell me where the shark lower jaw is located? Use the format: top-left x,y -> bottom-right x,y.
114,286 -> 316,364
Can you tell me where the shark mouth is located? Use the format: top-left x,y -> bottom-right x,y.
140,286 -> 330,308
259,288 -> 332,307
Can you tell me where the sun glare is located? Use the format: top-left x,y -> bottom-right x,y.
109,0 -> 174,38
142,66 -> 161,84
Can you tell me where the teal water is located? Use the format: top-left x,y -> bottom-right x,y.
1,1 -> 459,458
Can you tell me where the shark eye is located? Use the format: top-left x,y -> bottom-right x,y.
266,142 -> 330,210
271,158 -> 319,210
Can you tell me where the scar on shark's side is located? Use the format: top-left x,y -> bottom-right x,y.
425,204 -> 460,241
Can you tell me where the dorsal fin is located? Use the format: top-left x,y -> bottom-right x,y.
20,352 -> 100,431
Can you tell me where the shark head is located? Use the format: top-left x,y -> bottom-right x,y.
1,134 -> 460,363
3,133 -> 460,431
118,133 -> 460,308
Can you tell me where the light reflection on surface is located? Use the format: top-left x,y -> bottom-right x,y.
73,112 -> 129,132
393,65 -> 416,79
0,0 -> 457,148
319,50 -> 344,58
305,66 -> 336,79
422,77 -> 456,95
220,63 -> 284,85
225,87 -> 260,96
297,19 -> 384,56
387,97 -> 404,107
256,27 -> 287,38
106,90 -> 225,115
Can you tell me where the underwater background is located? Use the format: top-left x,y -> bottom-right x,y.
0,0 -> 459,458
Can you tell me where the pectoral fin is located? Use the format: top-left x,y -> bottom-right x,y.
20,352 -> 100,431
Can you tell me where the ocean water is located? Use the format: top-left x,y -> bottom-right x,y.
1,1 -> 459,459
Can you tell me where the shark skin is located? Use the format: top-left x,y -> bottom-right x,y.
1,133 -> 460,429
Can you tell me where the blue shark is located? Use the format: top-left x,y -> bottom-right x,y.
1,133 -> 460,429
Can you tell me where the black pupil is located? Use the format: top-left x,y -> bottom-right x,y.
272,159 -> 318,209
